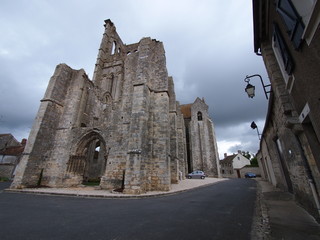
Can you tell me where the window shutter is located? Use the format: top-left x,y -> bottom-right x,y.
273,23 -> 295,74
276,0 -> 305,49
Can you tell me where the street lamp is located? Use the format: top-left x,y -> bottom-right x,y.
251,121 -> 261,140
244,74 -> 271,99
245,82 -> 255,98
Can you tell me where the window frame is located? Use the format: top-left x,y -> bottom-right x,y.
273,23 -> 295,75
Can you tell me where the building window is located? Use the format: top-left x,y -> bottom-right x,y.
293,0 -> 318,45
110,74 -> 114,94
197,112 -> 203,121
291,0 -> 316,25
273,23 -> 295,75
275,0 -> 305,49
111,41 -> 117,55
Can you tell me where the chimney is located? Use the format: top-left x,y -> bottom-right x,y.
21,139 -> 27,146
224,153 -> 228,158
238,150 -> 242,154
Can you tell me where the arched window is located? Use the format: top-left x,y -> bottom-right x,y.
111,41 -> 117,55
93,141 -> 100,163
105,93 -> 112,104
110,74 -> 114,93
197,112 -> 203,121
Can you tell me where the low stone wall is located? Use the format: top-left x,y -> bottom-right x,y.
240,167 -> 261,177
0,164 -> 15,179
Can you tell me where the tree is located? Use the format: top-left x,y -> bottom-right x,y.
241,151 -> 259,167
250,156 -> 259,167
241,151 -> 251,160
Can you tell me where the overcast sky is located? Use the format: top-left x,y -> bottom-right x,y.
0,0 -> 269,158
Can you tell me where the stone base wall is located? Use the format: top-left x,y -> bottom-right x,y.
239,167 -> 261,178
0,164 -> 15,179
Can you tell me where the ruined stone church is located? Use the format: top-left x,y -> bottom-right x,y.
12,20 -> 220,194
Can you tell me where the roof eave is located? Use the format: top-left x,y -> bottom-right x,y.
253,0 -> 263,54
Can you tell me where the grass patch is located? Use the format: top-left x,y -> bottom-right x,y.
83,179 -> 100,186
0,177 -> 10,182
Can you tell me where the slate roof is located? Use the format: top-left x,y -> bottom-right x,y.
220,154 -> 237,164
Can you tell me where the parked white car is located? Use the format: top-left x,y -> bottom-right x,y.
186,171 -> 206,179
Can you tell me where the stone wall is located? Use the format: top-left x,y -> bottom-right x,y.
187,98 -> 220,177
239,167 -> 261,178
258,37 -> 320,219
0,164 -> 15,179
176,104 -> 187,178
253,0 -> 320,220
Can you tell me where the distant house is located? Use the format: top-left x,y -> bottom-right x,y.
220,151 -> 251,178
0,134 -> 26,179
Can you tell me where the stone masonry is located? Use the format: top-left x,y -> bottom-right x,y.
181,98 -> 220,177
11,20 -> 220,194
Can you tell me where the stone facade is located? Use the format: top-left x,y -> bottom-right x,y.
11,20 -> 220,193
181,98 -> 220,177
0,134 -> 26,179
253,0 -> 320,220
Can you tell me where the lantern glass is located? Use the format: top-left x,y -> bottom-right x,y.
245,83 -> 255,98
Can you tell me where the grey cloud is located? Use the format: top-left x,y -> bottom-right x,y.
0,0 -> 269,156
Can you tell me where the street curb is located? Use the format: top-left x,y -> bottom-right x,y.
3,181 -> 220,199
255,179 -> 271,239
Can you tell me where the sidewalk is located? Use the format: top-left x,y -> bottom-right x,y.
4,178 -> 227,198
256,179 -> 320,240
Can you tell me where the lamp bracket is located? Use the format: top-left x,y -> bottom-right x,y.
244,74 -> 271,99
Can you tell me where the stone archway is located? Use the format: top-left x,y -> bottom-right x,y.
66,131 -> 107,186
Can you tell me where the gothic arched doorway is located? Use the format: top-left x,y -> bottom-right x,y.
66,131 -> 107,185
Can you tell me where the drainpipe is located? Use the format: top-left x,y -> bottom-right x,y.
308,179 -> 320,216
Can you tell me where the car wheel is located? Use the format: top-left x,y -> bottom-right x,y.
201,176 -> 205,179
187,176 -> 192,179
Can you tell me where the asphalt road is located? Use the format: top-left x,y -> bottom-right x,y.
0,179 -> 257,240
